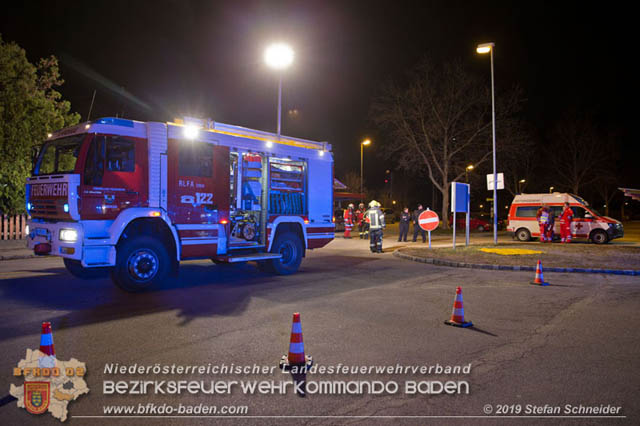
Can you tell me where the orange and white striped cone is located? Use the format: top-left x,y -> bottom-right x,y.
38,322 -> 57,368
279,313 -> 313,372
530,260 -> 549,286
444,287 -> 473,328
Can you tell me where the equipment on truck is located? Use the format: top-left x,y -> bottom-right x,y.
26,117 -> 335,291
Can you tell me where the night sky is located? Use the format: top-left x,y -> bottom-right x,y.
1,1 -> 636,192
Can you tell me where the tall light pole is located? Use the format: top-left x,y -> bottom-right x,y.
477,42 -> 497,245
465,164 -> 474,183
518,179 -> 526,194
264,43 -> 294,139
360,139 -> 371,201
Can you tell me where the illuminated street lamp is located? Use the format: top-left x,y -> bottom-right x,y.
549,186 -> 555,193
264,43 -> 294,139
465,164 -> 474,183
360,139 -> 371,200
518,179 -> 526,194
476,41 -> 497,245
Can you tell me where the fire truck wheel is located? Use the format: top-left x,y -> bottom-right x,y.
268,232 -> 303,275
63,258 -> 109,280
111,237 -> 170,292
515,228 -> 531,242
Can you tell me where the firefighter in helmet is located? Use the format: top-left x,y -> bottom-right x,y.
366,200 -> 385,253
343,203 -> 355,238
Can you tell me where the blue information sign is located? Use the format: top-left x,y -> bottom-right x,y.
451,182 -> 470,213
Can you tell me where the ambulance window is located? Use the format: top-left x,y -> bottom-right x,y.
571,207 -> 587,218
550,206 -> 563,217
106,137 -> 135,172
515,206 -> 538,217
179,142 -> 213,177
83,136 -> 105,186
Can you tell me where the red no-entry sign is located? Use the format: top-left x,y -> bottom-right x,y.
418,210 -> 440,231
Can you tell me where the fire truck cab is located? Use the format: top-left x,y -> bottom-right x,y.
26,117 -> 334,291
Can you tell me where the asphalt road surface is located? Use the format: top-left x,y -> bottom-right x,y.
1,237 -> 639,425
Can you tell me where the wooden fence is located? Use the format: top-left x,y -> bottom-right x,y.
1,215 -> 28,240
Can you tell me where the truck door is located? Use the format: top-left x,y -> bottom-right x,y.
167,139 -> 229,258
80,134 -> 147,220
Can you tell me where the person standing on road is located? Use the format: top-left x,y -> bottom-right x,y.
356,203 -> 366,239
343,203 -> 354,238
366,200 -> 385,253
536,203 -> 550,242
546,209 -> 556,242
398,207 -> 411,242
412,204 -> 426,243
560,202 -> 574,243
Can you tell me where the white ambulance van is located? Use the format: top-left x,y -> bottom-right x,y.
507,193 -> 624,244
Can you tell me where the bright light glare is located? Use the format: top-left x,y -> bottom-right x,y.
59,229 -> 78,242
183,125 -> 199,139
362,139 -> 371,146
264,43 -> 294,70
476,42 -> 494,54
266,140 -> 274,148
466,164 -> 474,170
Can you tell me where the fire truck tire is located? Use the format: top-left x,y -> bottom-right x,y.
267,232 -> 303,275
111,237 -> 170,292
515,228 -> 531,242
63,258 -> 109,280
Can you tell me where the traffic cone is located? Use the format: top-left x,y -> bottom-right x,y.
38,322 -> 56,368
444,287 -> 473,328
279,313 -> 313,372
530,260 -> 549,286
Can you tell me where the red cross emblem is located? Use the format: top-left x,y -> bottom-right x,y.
575,222 -> 583,230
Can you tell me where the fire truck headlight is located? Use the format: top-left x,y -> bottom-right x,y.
63,203 -> 69,213
27,202 -> 32,211
183,125 -> 199,139
59,229 -> 78,242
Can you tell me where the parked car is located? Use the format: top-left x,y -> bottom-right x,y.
448,216 -> 491,231
382,208 -> 398,224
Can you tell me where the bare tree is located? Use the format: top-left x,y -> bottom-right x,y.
371,59 -> 522,227
548,114 -> 609,194
340,170 -> 365,194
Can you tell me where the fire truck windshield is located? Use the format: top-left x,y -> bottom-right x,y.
35,134 -> 85,175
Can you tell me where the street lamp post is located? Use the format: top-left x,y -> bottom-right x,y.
518,179 -> 526,194
465,164 -> 474,183
360,139 -> 371,201
477,42 -> 497,245
264,43 -> 294,139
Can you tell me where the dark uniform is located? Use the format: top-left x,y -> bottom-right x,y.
412,206 -> 426,242
366,202 -> 385,253
398,208 -> 411,242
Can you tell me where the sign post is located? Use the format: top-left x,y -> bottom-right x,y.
486,173 -> 504,245
418,209 -> 439,249
451,182 -> 470,249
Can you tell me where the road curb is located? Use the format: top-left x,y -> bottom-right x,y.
0,254 -> 40,261
393,250 -> 640,276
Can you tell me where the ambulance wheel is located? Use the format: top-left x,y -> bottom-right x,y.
515,228 -> 531,242
63,258 -> 109,280
590,229 -> 609,244
268,232 -> 303,275
111,237 -> 170,292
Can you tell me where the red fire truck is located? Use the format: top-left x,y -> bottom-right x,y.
25,117 -> 335,291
